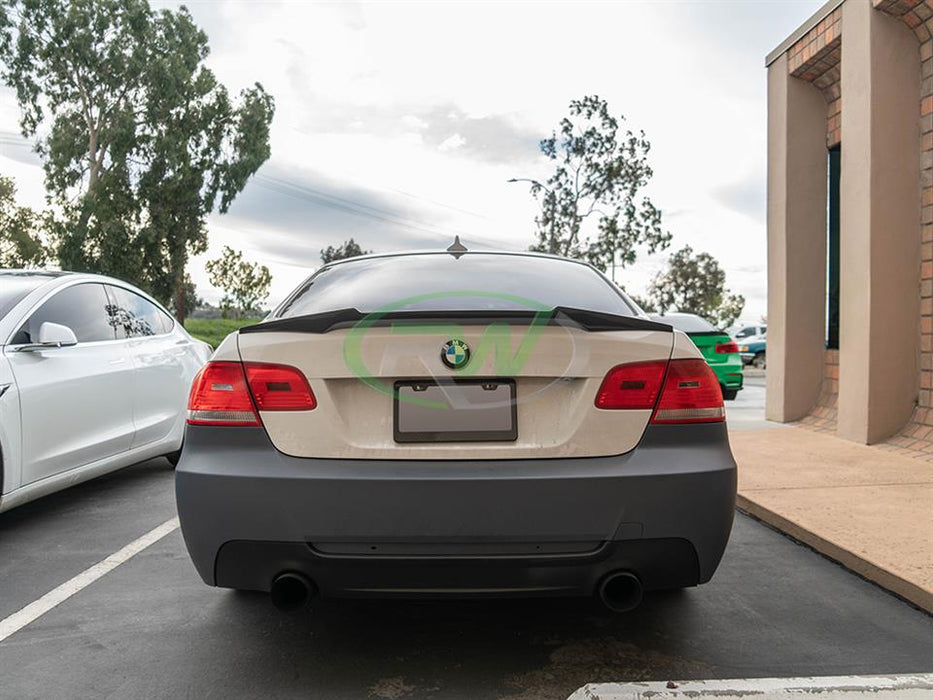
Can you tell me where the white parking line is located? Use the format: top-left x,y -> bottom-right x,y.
568,674 -> 933,699
0,517 -> 179,643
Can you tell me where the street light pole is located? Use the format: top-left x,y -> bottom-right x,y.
506,177 -> 551,194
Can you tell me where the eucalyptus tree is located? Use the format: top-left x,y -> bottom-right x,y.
0,0 -> 274,320
513,95 -> 670,273
206,246 -> 271,319
0,174 -> 47,267
321,238 -> 372,264
648,245 -> 745,328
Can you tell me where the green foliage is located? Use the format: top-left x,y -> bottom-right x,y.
321,238 -> 371,264
516,95 -> 670,271
205,246 -> 271,319
647,245 -> 745,328
184,316 -> 261,348
627,293 -> 656,314
0,175 -> 48,267
0,0 -> 275,320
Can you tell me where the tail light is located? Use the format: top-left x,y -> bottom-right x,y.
715,342 -> 739,354
187,361 -> 315,426
652,359 -> 725,424
595,358 -> 725,424
244,363 -> 316,411
595,361 -> 667,409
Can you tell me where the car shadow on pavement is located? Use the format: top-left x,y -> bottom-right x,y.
173,513 -> 933,700
217,588 -> 703,700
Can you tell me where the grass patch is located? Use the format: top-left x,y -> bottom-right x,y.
184,317 -> 262,348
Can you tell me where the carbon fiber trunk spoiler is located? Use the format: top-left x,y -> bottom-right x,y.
239,307 -> 673,335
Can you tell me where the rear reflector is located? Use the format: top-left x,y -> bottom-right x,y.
595,358 -> 725,424
652,358 -> 725,424
594,361 -> 667,410
716,341 -> 739,354
187,361 -> 315,426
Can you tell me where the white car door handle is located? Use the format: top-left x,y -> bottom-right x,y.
109,358 -> 127,366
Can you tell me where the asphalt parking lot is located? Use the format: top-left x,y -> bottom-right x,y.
1,374 -> 931,700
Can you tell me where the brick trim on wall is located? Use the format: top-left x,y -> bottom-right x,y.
872,0 -> 932,457
788,7 -> 842,147
797,350 -> 840,433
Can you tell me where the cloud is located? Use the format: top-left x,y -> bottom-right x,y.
0,130 -> 41,168
5,0 -> 830,320
215,162 -> 503,268
285,98 -> 545,166
712,175 -> 766,223
421,107 -> 543,164
438,133 -> 466,152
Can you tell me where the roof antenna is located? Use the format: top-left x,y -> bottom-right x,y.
446,235 -> 468,259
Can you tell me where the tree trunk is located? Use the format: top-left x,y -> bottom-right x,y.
171,241 -> 187,324
62,129 -> 102,270
173,274 -> 186,324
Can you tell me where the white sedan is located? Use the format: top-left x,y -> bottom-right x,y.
0,270 -> 211,513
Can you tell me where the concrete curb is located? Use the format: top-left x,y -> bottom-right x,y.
736,494 -> 933,614
567,673 -> 933,699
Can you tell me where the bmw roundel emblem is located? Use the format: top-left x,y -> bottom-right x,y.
441,339 -> 470,369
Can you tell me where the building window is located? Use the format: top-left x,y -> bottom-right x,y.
827,145 -> 840,350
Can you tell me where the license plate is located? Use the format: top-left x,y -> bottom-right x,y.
393,379 -> 517,443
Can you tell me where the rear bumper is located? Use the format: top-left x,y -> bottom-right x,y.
175,424 -> 737,598
712,363 -> 744,390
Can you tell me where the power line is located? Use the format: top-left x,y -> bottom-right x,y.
0,128 -> 514,249
256,173 -> 515,250
382,186 -> 491,221
255,173 -> 475,242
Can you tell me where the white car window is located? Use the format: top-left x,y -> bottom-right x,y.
11,283 -> 116,344
106,285 -> 174,338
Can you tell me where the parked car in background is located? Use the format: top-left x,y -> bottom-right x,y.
650,312 -> 744,400
739,333 -> 767,369
732,324 -> 767,341
0,270 -> 212,513
176,250 -> 737,613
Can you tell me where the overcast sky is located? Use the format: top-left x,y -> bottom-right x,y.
0,0 -> 825,324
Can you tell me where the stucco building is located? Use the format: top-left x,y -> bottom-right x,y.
767,0 -> 933,450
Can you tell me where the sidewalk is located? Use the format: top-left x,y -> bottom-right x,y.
729,426 -> 933,613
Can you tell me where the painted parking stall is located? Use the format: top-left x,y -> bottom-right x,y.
1,452 -> 930,698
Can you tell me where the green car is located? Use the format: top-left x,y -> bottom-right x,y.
650,312 -> 744,400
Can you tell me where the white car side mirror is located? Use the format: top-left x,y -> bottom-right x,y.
39,322 -> 78,347
15,322 -> 78,351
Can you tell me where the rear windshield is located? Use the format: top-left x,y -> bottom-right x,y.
0,275 -> 49,320
651,313 -> 719,333
275,253 -> 637,317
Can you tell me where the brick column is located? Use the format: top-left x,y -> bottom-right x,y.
766,53 -> 829,423
838,0 -> 921,443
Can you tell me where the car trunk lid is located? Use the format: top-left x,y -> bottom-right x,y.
688,331 -> 734,365
236,311 -> 674,460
